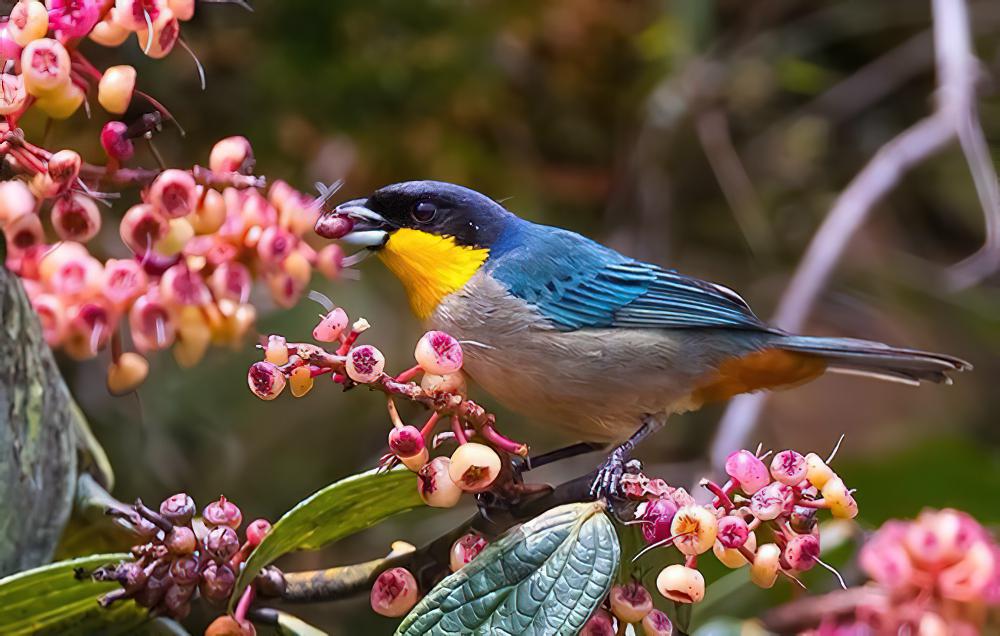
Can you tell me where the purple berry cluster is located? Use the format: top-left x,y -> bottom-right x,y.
95,493 -> 274,628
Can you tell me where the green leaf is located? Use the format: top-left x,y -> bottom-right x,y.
396,502 -> 620,636
231,467 -> 424,607
0,553 -> 150,636
275,610 -> 328,636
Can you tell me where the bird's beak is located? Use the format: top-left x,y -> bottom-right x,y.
314,198 -> 390,249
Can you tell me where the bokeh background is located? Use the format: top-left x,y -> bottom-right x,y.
34,0 -> 1000,632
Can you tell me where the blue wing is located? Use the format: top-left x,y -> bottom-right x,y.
486,222 -> 767,332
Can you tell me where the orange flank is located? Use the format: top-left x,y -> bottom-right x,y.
692,349 -> 827,405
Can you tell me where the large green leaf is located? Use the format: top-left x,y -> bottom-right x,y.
0,553 -> 150,635
231,467 -> 424,606
396,502 -> 620,636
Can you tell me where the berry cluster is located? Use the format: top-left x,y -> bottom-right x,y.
368,532 -> 490,619
619,444 -> 857,608
579,583 -> 672,636
95,493 -> 276,633
815,508 -> 1000,634
247,304 -> 529,507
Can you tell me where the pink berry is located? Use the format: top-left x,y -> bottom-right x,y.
346,345 -> 385,383
750,482 -> 793,521
449,533 -> 488,572
51,194 -> 101,242
47,0 -> 100,39
8,1 -> 49,47
31,293 -> 67,345
656,564 -> 704,604
579,609 -> 615,636
107,351 -> 149,395
414,331 -> 463,375
159,492 -> 195,525
388,425 -> 426,459
448,443 -> 501,493
256,226 -> 297,264
5,213 -> 44,256
120,204 -> 168,255
246,518 -> 272,548
209,262 -> 252,303
248,361 -> 286,401
136,7 -> 178,59
101,121 -> 135,161
770,450 -> 807,486
370,567 -> 418,618
716,515 -> 750,549
641,609 -> 673,636
671,506 -> 718,556
315,244 -> 344,279
314,213 -> 354,240
725,449 -> 771,494
159,264 -> 210,307
21,38 -> 70,95
416,457 -> 462,508
209,136 -> 254,174
783,533 -> 820,572
312,307 -> 349,342
149,169 -> 197,219
129,292 -> 175,351
609,582 -> 653,624
640,497 -> 678,546
47,149 -> 82,192
203,495 -> 242,529
0,179 -> 36,223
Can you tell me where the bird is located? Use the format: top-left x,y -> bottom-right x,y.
316,180 -> 971,496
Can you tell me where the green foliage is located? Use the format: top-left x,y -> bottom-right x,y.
231,467 -> 424,607
396,502 -> 620,636
273,611 -> 328,636
0,553 -> 147,636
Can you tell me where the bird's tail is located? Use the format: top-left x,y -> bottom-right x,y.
774,335 -> 971,385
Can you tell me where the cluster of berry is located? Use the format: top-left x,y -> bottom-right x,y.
812,508 -> 1000,634
614,446 -> 858,610
368,532 -> 490,618
247,306 -> 529,506
96,493 -> 275,632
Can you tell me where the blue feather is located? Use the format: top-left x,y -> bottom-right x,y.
486,221 -> 766,332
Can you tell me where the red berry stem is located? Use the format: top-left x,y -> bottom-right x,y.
479,422 -> 529,457
700,478 -> 735,512
394,364 -> 422,383
450,415 -> 469,445
419,412 -> 440,440
234,582 -> 256,625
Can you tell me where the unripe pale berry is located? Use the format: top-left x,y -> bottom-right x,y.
164,526 -> 197,555
370,567 -> 418,618
288,366 -> 314,398
101,121 -> 135,161
107,351 -> 149,395
449,533 -> 488,572
641,609 -> 673,636
149,169 -> 198,219
770,450 -> 807,485
154,217 -> 194,257
120,204 -> 168,255
713,529 -> 758,568
210,136 -> 254,173
203,495 -> 242,529
89,16 -> 129,46
52,194 -> 101,242
248,361 -> 286,400
670,505 -> 718,555
313,307 -> 349,342
640,497 -> 678,546
420,370 -> 467,396
246,519 -> 271,548
821,476 -> 858,519
804,453 -> 835,489
0,179 -> 35,223
656,564 -> 705,604
315,244 -> 344,279
750,543 -> 781,588
417,456 -> 462,508
449,442 -> 502,493
0,74 -> 27,116
346,345 -> 385,383
136,8 -> 178,58
173,308 -> 212,367
264,334 -> 289,365
609,582 -> 653,623
98,65 -> 137,115
21,38 -> 70,95
46,251 -> 103,300
579,609 -> 615,636
8,1 -> 49,47
190,187 -> 226,234
725,449 -> 770,494
34,81 -> 84,119
414,330 -> 463,375
783,533 -> 820,572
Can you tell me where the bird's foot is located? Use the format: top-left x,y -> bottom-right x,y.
590,447 -> 642,500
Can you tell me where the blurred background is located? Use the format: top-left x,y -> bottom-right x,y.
34,0 -> 1000,631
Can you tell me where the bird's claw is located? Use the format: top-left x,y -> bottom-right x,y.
590,447 -> 637,500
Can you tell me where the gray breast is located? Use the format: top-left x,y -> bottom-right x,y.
427,272 -> 743,443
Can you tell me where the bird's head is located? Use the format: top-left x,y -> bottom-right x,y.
317,181 -> 516,319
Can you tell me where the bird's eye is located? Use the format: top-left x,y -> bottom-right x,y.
411,201 -> 437,224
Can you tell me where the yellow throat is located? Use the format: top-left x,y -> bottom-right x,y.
377,228 -> 489,319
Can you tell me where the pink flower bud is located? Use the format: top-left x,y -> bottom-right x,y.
0,73 -> 27,115
346,344 -> 385,383
136,7 -> 178,58
671,505 -> 718,555
448,442 -> 501,493
938,540 -> 995,603
159,264 -> 210,307
120,204 -> 168,255
98,65 -> 136,114
204,525 -> 240,562
208,261 -> 251,303
21,38 -> 70,95
725,449 -> 770,494
417,456 -> 462,508
315,244 -> 344,279
209,136 -> 254,173
41,245 -> 103,299
641,609 -> 673,636
640,497 -> 678,546
190,187 -> 226,234
199,562 -> 235,604
47,0 -> 100,39
656,564 -> 704,603
609,582 -> 653,624
579,609 -> 615,636
149,169 -> 197,219
750,482 -> 793,521
414,330 -> 463,375
783,533 -> 820,572
129,292 -> 175,351
248,361 -> 286,400
51,193 -> 101,242
370,567 -> 418,618
8,1 -> 49,47
313,307 -> 349,342
449,533 -> 488,573
101,121 -> 135,161
246,519 -> 271,548
165,525 -> 197,555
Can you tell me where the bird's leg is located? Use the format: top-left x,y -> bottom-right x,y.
590,414 -> 664,499
522,441 -> 607,472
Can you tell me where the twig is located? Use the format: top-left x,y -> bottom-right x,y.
710,0 -> 996,468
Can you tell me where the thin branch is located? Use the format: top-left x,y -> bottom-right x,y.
711,0 -> 995,468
